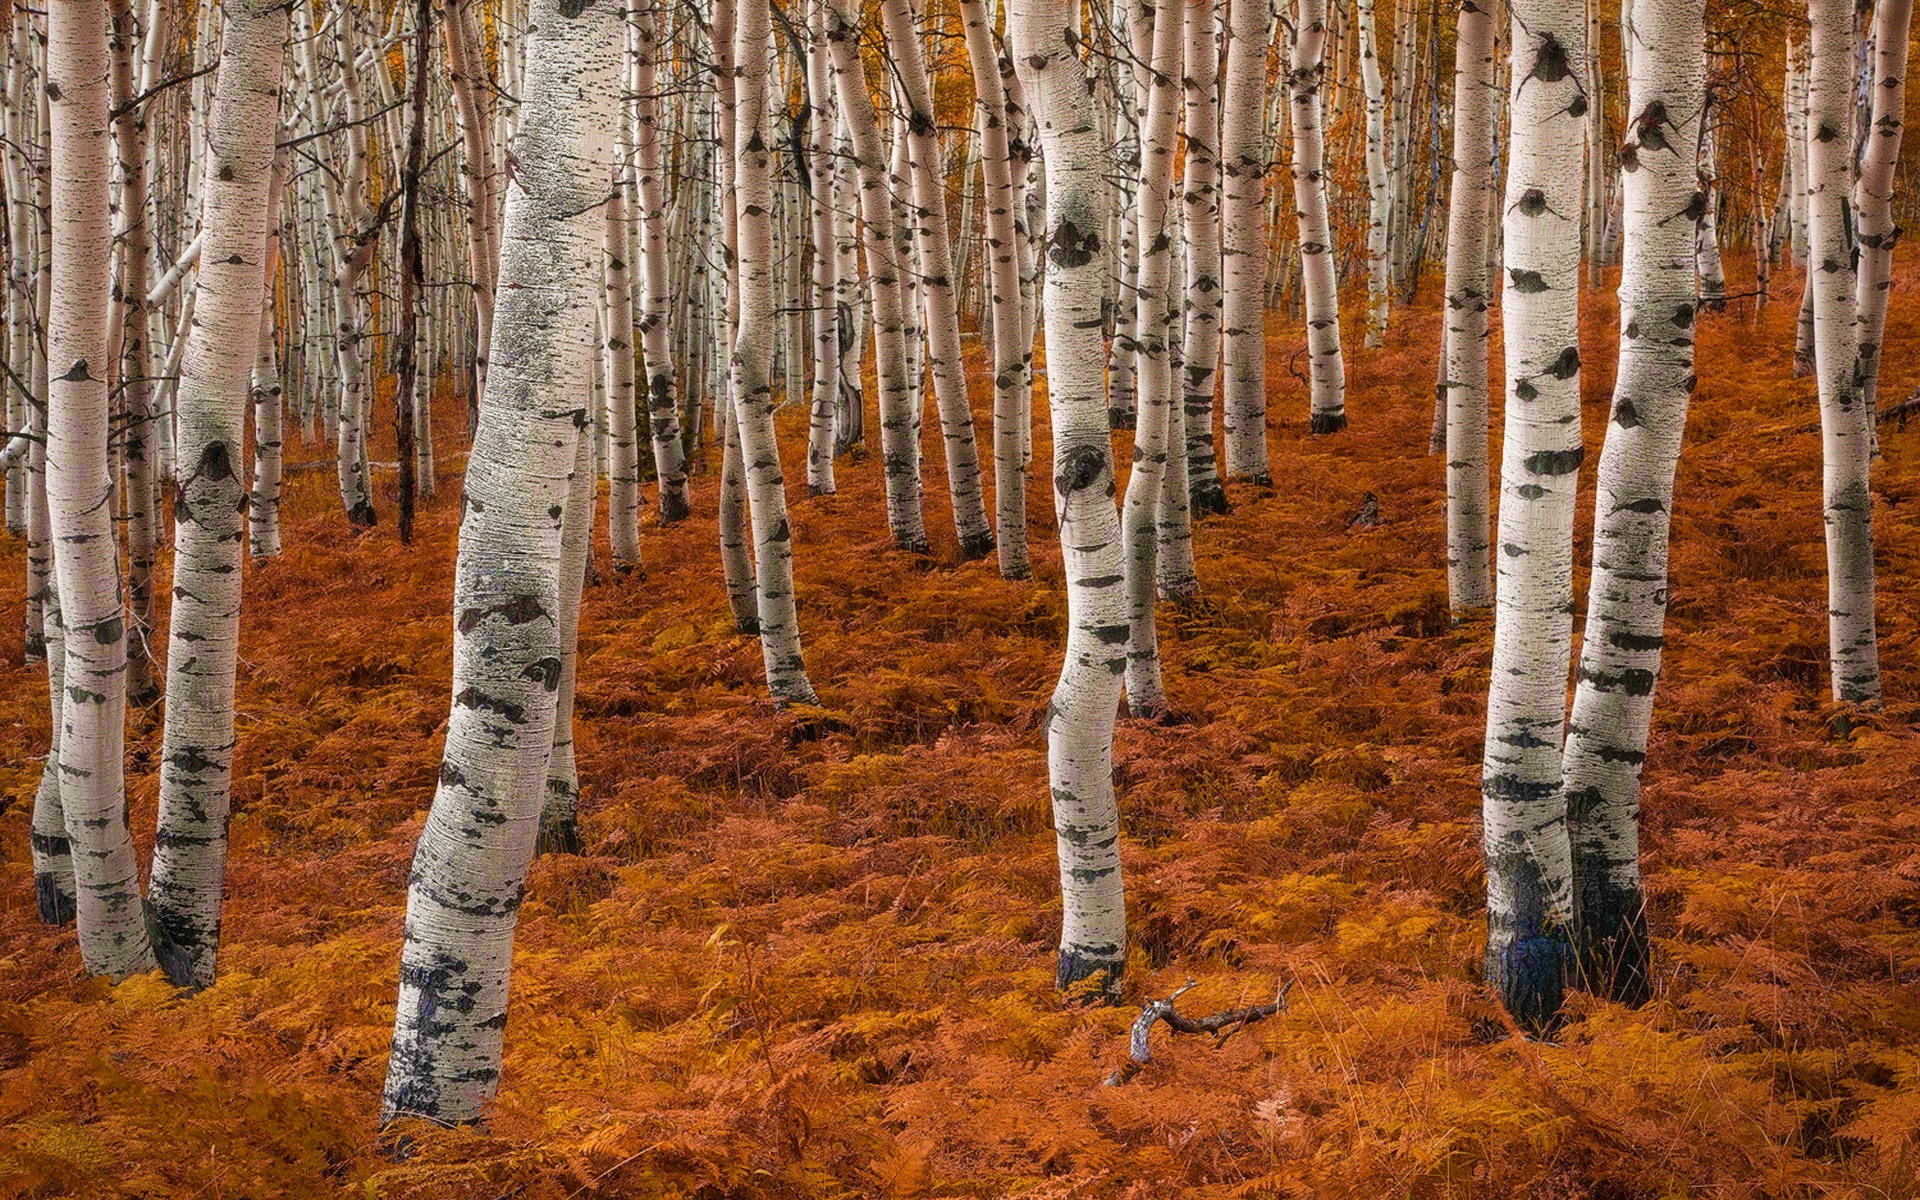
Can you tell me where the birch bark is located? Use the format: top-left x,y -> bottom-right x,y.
1853,0 -> 1911,421
1560,0 -> 1702,1007
1012,0 -> 1130,993
1441,0 -> 1494,612
47,0 -> 157,980
1290,0 -> 1348,432
1220,0 -> 1270,481
1807,0 -> 1880,705
383,0 -> 621,1126
1481,0 -> 1587,1030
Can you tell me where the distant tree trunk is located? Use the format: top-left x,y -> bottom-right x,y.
714,0 -> 761,630
882,0 -> 995,559
1012,0 -> 1130,996
1695,111 -> 1725,309
46,0 -> 158,981
804,0 -> 840,497
1441,0 -> 1494,613
249,157 -> 287,561
960,0 -> 1032,578
1290,0 -> 1348,432
1123,0 -> 1184,717
604,186 -> 643,569
824,0 -> 930,552
393,0 -> 435,547
1561,0 -> 1703,1008
1480,0 -> 1586,1032
1358,0 -> 1390,346
383,0 -> 622,1127
146,0 -> 289,990
1219,0 -> 1270,482
631,0 -> 690,521
444,0 -> 498,404
1179,0 -> 1227,517
1853,0 -> 1910,420
735,0 -> 819,704
1807,0 -> 1880,706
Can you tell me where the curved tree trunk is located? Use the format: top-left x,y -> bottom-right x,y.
960,0 -> 1032,578
824,0 -> 930,552
1290,0 -> 1348,433
1853,0 -> 1911,421
1807,0 -> 1880,705
382,0 -> 622,1126
1179,0 -> 1227,517
735,0 -> 819,704
146,0 -> 289,990
1560,0 -> 1703,1008
1220,0 -> 1271,482
714,0 -> 762,629
47,0 -> 158,981
444,0 -> 499,404
1441,0 -> 1494,612
1123,0 -> 1184,717
1480,0 -> 1587,1032
1012,0 -> 1130,995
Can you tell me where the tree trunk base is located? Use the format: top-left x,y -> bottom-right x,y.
1189,481 -> 1230,518
958,530 -> 997,561
1309,411 -> 1348,435
35,870 -> 77,927
1056,949 -> 1125,1000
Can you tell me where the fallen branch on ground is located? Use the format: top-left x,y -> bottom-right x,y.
1104,978 -> 1294,1085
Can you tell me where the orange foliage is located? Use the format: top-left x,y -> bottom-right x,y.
1,263 -> 1918,1198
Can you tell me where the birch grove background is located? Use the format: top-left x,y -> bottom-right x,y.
2,0 -> 1920,1193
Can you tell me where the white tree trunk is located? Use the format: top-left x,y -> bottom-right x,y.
804,0 -> 840,497
735,0 -> 819,704
825,0 -> 930,552
47,0 -> 158,981
382,0 -> 622,1125
1220,0 -> 1270,482
1012,0 -> 1130,994
1441,0 -> 1494,612
1695,118 -> 1725,308
1807,0 -> 1880,705
1853,0 -> 1911,420
604,185 -> 643,569
1560,0 -> 1703,1008
1480,0 -> 1587,1030
1179,0 -> 1228,517
145,0 -> 288,989
1122,0 -> 1183,717
1290,0 -> 1348,432
249,156 -> 286,561
630,0 -> 691,522
1358,0 -> 1390,346
960,0 -> 1033,578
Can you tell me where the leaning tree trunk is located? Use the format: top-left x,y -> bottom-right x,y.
46,0 -> 158,981
382,0 -> 622,1127
1290,0 -> 1348,432
145,0 -> 289,990
1480,0 -> 1587,1032
734,0 -> 819,704
824,0 -> 930,552
1122,0 -> 1184,718
1560,0 -> 1703,1009
1807,0 -> 1880,705
1012,0 -> 1130,995
1179,0 -> 1228,517
1220,0 -> 1271,482
1441,0 -> 1494,612
713,0 -> 761,631
1358,0 -> 1390,347
1853,0 -> 1911,421
960,0 -> 1032,578
881,0 -> 996,559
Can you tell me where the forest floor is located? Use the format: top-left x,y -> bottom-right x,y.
2,265 -> 1919,1199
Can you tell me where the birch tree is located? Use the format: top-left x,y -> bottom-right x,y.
383,0 -> 622,1126
1358,0 -> 1390,346
1180,0 -> 1228,516
1480,0 -> 1587,1030
1220,0 -> 1270,482
1853,0 -> 1911,421
632,0 -> 691,522
145,0 -> 289,989
47,0 -> 157,980
1806,0 -> 1880,705
1441,0 -> 1495,611
1290,0 -> 1348,432
1012,0 -> 1130,994
1560,0 -> 1702,1007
